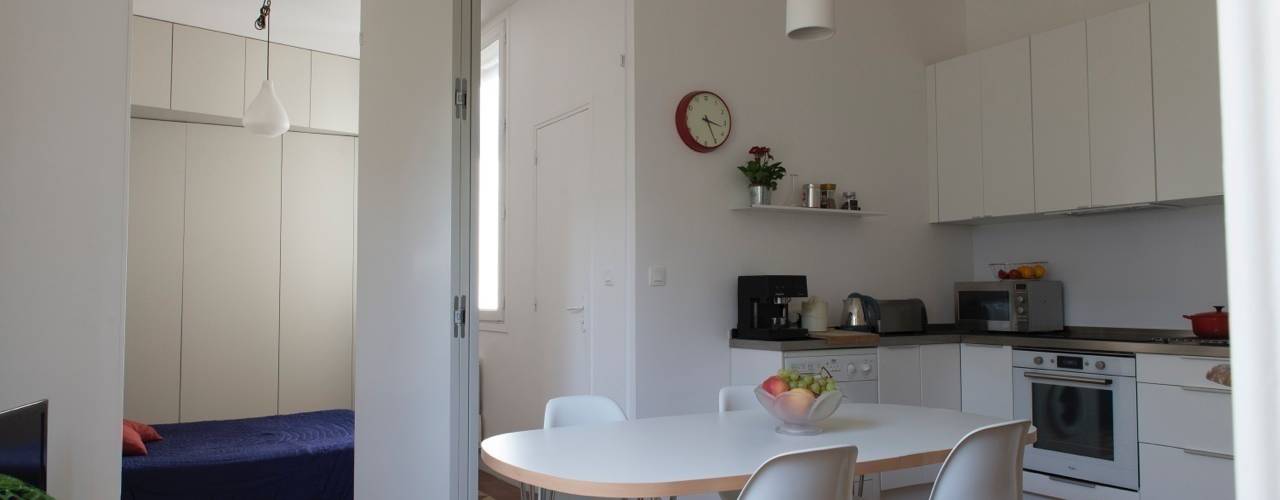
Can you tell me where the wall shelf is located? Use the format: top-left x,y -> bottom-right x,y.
732,204 -> 887,217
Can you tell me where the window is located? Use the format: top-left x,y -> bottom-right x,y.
477,26 -> 505,323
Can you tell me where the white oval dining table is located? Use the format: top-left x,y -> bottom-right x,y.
481,403 -> 1037,498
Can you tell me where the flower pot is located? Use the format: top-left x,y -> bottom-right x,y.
749,185 -> 771,206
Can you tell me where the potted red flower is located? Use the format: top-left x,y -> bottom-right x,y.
737,146 -> 786,205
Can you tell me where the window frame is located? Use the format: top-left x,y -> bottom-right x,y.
477,18 -> 508,328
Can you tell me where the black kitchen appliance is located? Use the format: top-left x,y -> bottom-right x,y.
734,275 -> 811,341
0,400 -> 47,491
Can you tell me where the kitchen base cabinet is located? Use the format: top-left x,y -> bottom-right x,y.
960,344 -> 1013,419
1139,443 -> 1234,500
1023,471 -> 1138,500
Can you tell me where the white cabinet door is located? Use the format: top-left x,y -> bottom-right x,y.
279,133 -> 356,413
125,119 -> 186,424
1087,3 -> 1156,206
926,65 -> 940,223
130,16 -> 172,109
960,343 -> 1013,419
1151,0 -> 1222,201
246,41 -> 312,129
171,25 -> 246,119
980,38 -> 1034,217
1031,22 -> 1092,213
181,124 -> 281,422
921,344 -> 962,411
1137,382 -> 1233,454
1139,443 -> 1234,500
311,52 -> 360,134
935,53 -> 984,222
877,345 -> 922,406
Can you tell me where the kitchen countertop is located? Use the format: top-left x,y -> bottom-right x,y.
730,326 -> 1230,358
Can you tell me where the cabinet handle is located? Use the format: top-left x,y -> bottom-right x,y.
883,345 -> 917,350
1023,372 -> 1113,386
1181,386 -> 1231,395
1183,448 -> 1234,461
1048,476 -> 1097,488
1180,356 -> 1229,363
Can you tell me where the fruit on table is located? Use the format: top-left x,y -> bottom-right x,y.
761,375 -> 789,397
1007,269 -> 1022,279
1017,265 -> 1035,278
997,270 -> 1009,280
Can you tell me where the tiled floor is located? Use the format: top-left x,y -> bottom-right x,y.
479,470 -> 520,500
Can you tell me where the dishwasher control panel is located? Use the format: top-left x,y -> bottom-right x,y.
784,353 -> 877,382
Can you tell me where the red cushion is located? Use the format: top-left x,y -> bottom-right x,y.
122,423 -> 148,456
124,419 -> 163,442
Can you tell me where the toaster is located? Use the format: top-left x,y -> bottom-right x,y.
877,299 -> 927,333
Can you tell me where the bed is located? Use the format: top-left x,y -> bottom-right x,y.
121,410 -> 353,500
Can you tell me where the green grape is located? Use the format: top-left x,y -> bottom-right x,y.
800,375 -> 814,385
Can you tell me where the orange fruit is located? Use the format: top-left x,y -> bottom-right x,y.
1033,264 -> 1046,279
1018,265 -> 1034,279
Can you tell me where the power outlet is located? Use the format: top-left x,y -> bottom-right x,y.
648,266 -> 667,287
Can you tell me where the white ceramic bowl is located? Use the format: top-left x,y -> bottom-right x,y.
754,386 -> 843,435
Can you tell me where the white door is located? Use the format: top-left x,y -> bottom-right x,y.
535,109 -> 593,398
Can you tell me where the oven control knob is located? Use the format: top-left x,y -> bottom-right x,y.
859,363 -> 872,374
847,364 -> 856,375
1016,296 -> 1025,304
1095,361 -> 1106,370
1033,356 -> 1044,365
1016,306 -> 1026,314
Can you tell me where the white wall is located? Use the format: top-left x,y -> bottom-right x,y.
964,0 -> 1230,329
965,0 -> 1147,52
972,206 -> 1227,328
133,0 -> 361,58
632,0 -> 971,418
0,1 -> 130,498
478,0 -> 629,438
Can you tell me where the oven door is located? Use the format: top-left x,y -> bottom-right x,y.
955,288 -> 1013,331
1014,367 -> 1139,491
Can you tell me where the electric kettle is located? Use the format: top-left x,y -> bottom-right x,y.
842,293 -> 880,332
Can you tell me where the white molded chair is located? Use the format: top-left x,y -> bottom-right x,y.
928,419 -> 1032,500
542,395 -> 627,429
718,385 -> 758,413
738,445 -> 859,500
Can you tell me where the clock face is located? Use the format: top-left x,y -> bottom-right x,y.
676,91 -> 732,152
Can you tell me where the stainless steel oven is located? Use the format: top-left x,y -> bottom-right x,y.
1013,349 -> 1139,491
955,281 -> 1064,332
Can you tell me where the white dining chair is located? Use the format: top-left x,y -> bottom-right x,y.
525,396 -> 630,500
542,395 -> 627,429
718,385 -> 758,412
927,419 -> 1032,500
737,444 -> 859,500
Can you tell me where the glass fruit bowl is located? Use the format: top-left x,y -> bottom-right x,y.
754,386 -> 843,435
989,261 -> 1049,280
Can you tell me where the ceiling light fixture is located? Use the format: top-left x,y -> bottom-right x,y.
244,0 -> 290,137
787,0 -> 835,41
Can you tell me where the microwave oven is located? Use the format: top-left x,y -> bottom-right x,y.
954,281 -> 1064,332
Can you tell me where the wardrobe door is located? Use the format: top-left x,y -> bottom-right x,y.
279,133 -> 356,413
125,119 -> 186,424
180,124 -> 281,422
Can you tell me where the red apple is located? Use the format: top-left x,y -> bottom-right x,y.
997,270 -> 1009,280
761,375 -> 790,397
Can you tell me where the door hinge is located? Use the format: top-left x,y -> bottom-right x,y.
453,295 -> 468,338
454,78 -> 469,119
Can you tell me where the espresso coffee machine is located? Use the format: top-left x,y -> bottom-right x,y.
734,275 -> 811,341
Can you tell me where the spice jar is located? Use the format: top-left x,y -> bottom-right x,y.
819,184 -> 837,209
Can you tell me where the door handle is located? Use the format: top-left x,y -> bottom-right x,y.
565,306 -> 585,313
1022,372 -> 1113,386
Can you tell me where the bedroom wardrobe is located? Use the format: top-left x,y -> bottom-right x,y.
126,119 -> 357,424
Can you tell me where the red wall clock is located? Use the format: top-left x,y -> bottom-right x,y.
675,91 -> 732,153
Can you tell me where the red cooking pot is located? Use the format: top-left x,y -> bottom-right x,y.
1184,306 -> 1229,339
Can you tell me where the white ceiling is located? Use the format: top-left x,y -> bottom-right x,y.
134,0 -> 361,58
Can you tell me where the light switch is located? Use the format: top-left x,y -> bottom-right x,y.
648,266 -> 667,287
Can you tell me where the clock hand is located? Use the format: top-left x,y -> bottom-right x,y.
702,115 -> 726,127
706,121 -> 717,141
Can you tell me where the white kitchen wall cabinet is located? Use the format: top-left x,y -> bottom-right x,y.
311,52 -> 361,134
171,25 -> 246,119
130,17 -> 172,109
279,133 -> 356,414
935,53 -> 984,222
1151,0 -> 1223,201
125,119 -> 186,424
1031,22 -> 1092,213
979,38 -> 1034,217
960,343 -> 1013,419
246,41 -> 312,129
180,124 -> 281,422
1087,4 -> 1156,207
926,65 -> 940,223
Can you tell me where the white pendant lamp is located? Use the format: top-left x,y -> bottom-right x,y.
244,0 -> 290,137
787,0 -> 835,41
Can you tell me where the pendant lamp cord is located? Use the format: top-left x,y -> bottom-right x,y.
254,0 -> 272,79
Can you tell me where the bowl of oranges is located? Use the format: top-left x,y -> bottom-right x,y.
990,262 -> 1048,280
